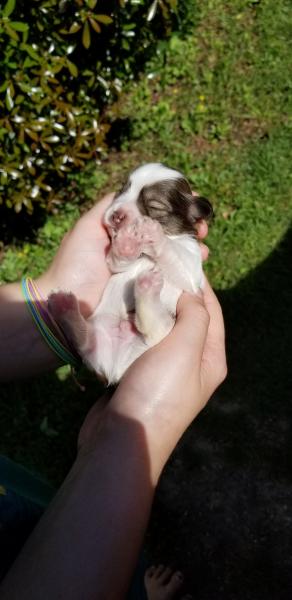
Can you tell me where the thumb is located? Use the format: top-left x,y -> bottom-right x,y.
174,291 -> 210,360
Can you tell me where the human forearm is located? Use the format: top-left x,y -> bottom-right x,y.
0,281 -> 61,381
0,409 -> 155,600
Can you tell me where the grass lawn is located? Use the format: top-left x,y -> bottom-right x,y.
0,0 -> 291,596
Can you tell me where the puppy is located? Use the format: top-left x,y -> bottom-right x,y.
48,163 -> 213,384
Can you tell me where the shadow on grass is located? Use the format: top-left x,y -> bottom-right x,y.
0,204 -> 47,245
149,226 -> 292,600
0,369 -> 107,486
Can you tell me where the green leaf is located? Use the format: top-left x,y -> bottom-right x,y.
94,14 -> 113,25
14,201 -> 22,213
15,94 -> 25,104
87,0 -> 97,8
0,81 -> 8,93
23,56 -> 37,68
52,63 -> 64,74
82,20 -> 91,49
25,128 -> 39,142
9,80 -> 15,97
3,0 -> 16,18
40,416 -> 59,438
21,44 -> 40,61
68,22 -> 82,34
9,21 -> 29,32
89,18 -> 101,33
66,59 -> 78,77
4,23 -> 19,41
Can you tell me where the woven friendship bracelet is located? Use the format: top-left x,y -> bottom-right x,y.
21,277 -> 81,368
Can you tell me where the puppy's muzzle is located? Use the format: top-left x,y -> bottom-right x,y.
110,208 -> 127,229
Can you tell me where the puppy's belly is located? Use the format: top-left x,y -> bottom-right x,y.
83,313 -> 147,384
84,278 -> 180,384
83,253 -> 194,384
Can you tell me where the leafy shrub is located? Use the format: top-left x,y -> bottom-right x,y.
0,0 -> 179,215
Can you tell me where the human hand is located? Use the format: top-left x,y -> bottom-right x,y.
37,194 -> 114,317
37,192 -> 209,317
79,277 -> 226,482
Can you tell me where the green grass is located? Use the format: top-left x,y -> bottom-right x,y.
0,0 -> 291,484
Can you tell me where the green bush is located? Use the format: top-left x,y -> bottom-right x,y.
0,0 -> 179,215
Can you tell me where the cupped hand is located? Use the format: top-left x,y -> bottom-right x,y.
113,276 -> 226,429
79,277 -> 226,477
36,193 -> 209,317
37,194 -> 114,317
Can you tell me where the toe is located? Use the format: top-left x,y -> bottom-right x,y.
154,564 -> 167,578
145,565 -> 156,580
156,566 -> 172,584
165,570 -> 184,595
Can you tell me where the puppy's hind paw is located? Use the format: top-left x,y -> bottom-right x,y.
135,268 -> 163,298
48,290 -> 79,319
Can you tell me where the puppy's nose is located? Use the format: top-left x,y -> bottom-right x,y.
110,209 -> 127,228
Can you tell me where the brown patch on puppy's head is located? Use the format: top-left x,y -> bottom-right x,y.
137,177 -> 213,236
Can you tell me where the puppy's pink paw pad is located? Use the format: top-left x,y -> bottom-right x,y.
136,269 -> 163,295
48,291 -> 78,317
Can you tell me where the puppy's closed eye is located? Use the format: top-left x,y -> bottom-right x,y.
137,177 -> 213,236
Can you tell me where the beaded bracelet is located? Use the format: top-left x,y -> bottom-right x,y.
21,277 -> 81,368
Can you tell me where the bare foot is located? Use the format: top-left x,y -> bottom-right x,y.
48,290 -> 79,317
144,565 -> 185,600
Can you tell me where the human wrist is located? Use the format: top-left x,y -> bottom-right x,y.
82,394 -> 190,485
0,281 -> 62,380
35,271 -> 54,300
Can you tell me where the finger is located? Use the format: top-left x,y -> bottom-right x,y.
201,276 -> 227,392
202,277 -> 225,347
73,193 -> 115,238
175,292 -> 210,360
200,242 -> 209,261
81,193 -> 115,223
196,219 -> 208,239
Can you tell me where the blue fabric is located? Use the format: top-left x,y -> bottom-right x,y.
0,485 -> 44,580
0,455 -> 55,580
127,551 -> 148,600
0,456 -> 148,597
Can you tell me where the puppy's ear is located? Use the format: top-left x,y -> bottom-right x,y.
188,195 -> 214,223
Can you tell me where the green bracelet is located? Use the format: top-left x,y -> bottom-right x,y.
21,277 -> 81,368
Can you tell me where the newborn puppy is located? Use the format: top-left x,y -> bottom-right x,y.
48,163 -> 213,384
